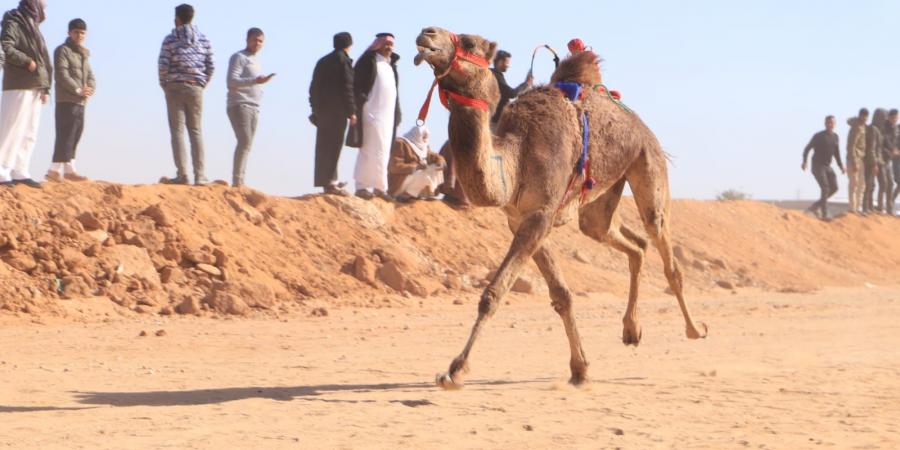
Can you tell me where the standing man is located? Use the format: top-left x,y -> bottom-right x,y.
226,27 -> 272,188
802,115 -> 844,219
846,109 -> 868,215
352,33 -> 400,201
0,0 -> 51,189
309,31 -> 355,196
490,50 -> 533,126
863,109 -> 886,214
884,109 -> 900,213
47,18 -> 94,183
158,4 -> 214,186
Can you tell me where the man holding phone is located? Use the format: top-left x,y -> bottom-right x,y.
226,27 -> 272,188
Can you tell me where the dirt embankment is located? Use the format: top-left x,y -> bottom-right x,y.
2,182 -> 899,320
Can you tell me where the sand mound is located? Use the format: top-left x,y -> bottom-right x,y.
2,182 -> 899,320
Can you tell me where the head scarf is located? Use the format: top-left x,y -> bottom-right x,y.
367,33 -> 395,52
401,125 -> 430,161
18,0 -> 46,24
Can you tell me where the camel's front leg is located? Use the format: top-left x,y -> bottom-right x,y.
437,210 -> 554,390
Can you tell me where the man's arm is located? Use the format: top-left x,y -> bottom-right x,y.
342,57 -> 356,118
226,53 -> 255,89
802,134 -> 815,167
834,136 -> 845,172
308,60 -> 321,114
157,36 -> 172,86
494,71 -> 517,99
203,37 -> 214,82
1,20 -> 31,68
54,46 -> 81,96
388,141 -> 419,175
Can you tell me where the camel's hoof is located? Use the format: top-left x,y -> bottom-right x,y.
436,373 -> 464,391
622,324 -> 643,347
686,322 -> 709,340
568,375 -> 590,388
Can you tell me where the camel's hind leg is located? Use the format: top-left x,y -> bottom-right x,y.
437,209 -> 555,390
579,179 -> 649,346
627,150 -> 708,340
532,245 -> 589,385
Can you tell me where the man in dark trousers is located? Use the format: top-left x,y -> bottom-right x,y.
802,115 -> 845,219
309,32 -> 355,196
490,50 -> 532,126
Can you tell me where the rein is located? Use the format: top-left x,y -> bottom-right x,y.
417,33 -> 492,126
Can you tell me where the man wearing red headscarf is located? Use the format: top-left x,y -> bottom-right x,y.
350,33 -> 401,201
0,0 -> 51,188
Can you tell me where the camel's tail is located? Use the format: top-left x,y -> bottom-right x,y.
550,51 -> 602,86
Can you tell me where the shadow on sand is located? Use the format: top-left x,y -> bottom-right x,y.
69,378 -> 553,408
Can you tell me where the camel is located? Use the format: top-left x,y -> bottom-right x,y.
414,27 -> 708,389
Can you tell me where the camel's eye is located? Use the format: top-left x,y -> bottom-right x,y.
460,36 -> 476,50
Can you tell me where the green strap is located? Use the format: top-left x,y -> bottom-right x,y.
593,83 -> 634,114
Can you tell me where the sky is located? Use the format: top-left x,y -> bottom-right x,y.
7,0 -> 900,200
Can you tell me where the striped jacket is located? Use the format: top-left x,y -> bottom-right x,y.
158,24 -> 214,87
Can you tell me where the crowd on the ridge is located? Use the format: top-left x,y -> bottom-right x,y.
0,1 -> 542,207
802,109 -> 900,220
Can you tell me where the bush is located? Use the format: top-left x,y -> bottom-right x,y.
716,189 -> 751,201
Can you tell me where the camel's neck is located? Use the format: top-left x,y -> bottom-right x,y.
448,106 -> 519,207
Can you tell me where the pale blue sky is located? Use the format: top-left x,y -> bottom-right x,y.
12,0 -> 900,199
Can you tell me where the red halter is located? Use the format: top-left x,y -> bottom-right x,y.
417,33 -> 492,125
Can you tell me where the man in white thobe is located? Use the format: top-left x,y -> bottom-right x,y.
352,33 -> 400,201
0,0 -> 51,189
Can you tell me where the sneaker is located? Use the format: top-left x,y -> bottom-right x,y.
13,178 -> 42,189
160,176 -> 190,185
45,171 -> 63,182
63,172 -> 88,182
355,189 -> 374,200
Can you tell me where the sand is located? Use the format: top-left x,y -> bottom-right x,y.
1,286 -> 899,449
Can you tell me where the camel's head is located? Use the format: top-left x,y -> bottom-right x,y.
415,27 -> 497,77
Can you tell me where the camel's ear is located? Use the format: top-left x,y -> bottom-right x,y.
482,40 -> 498,61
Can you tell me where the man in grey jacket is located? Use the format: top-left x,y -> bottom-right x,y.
226,27 -> 272,188
47,18 -> 94,182
0,0 -> 51,188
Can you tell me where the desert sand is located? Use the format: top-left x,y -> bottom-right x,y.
1,286 -> 899,449
2,183 -> 900,448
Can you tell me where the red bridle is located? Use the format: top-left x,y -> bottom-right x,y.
417,33 -> 492,125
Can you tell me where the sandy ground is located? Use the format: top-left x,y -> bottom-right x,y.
2,286 -> 899,449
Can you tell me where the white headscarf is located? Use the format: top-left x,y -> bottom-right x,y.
400,125 -> 430,161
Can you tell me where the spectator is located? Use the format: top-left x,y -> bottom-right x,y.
490,50 -> 532,126
437,142 -> 469,208
47,18 -> 94,183
158,3 -> 214,186
309,31 -> 355,196
802,115 -> 844,219
863,109 -> 885,214
388,125 -> 445,202
884,108 -> 899,212
226,27 -> 273,188
352,32 -> 400,201
0,0 -> 51,189
846,109 -> 868,215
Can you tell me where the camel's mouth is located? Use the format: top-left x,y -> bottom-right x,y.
414,44 -> 441,67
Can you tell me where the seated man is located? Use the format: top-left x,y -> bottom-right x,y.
437,142 -> 469,207
388,125 -> 445,201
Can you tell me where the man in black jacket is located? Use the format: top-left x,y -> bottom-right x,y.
490,50 -> 532,126
351,32 -> 400,201
309,32 -> 356,196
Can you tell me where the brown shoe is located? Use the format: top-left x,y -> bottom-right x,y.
325,184 -> 350,197
63,172 -> 88,182
45,171 -> 63,182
